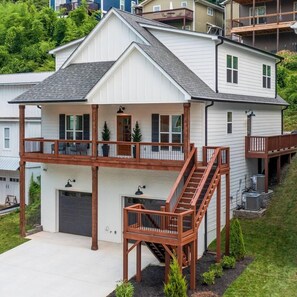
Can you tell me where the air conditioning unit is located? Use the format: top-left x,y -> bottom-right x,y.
250,174 -> 265,193
244,192 -> 262,211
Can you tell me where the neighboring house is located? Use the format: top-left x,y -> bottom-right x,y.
137,0 -> 224,33
224,0 -> 297,52
11,9 -> 295,288
50,0 -> 139,14
0,72 -> 53,206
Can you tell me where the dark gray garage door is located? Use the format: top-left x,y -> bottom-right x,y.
59,191 -> 92,237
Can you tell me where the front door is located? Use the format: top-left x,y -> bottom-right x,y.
117,115 -> 131,156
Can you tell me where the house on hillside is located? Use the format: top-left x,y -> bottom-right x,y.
224,0 -> 297,52
50,0 -> 139,15
11,8 -> 296,289
0,72 -> 53,206
136,0 -> 224,34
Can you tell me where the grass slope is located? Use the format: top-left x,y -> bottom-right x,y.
0,212 -> 28,254
222,158 -> 297,296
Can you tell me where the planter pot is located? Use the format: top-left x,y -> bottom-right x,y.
102,144 -> 110,157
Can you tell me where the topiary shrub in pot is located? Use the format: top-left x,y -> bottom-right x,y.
230,218 -> 246,261
101,121 -> 111,157
131,121 -> 142,158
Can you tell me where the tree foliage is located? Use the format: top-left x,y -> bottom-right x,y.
230,219 -> 246,261
0,2 -> 99,74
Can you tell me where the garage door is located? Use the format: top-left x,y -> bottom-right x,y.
59,191 -> 92,237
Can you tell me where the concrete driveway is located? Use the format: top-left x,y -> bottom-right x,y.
0,232 -> 158,297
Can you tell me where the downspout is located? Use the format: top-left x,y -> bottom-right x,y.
281,105 -> 289,134
275,58 -> 282,99
204,100 -> 214,253
215,37 -> 224,93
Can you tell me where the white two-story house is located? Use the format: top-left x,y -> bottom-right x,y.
10,8 -> 294,288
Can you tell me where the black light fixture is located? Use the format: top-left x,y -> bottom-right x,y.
245,110 -> 256,118
117,106 -> 126,114
65,179 -> 76,188
135,185 -> 146,195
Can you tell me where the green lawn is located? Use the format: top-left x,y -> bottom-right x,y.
0,211 -> 28,254
211,158 -> 297,296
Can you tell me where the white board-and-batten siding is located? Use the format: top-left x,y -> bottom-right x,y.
55,43 -> 79,70
71,14 -> 144,64
149,29 -> 216,91
218,43 -> 276,98
88,48 -> 187,104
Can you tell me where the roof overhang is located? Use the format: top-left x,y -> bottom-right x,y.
195,0 -> 224,12
49,38 -> 85,55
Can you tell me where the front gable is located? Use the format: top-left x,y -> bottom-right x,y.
87,45 -> 189,104
65,11 -> 146,66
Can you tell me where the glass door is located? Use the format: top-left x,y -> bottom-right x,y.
117,115 -> 131,156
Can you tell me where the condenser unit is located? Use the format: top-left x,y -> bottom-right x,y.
244,192 -> 262,211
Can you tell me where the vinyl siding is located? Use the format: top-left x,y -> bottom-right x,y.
148,29 -> 216,90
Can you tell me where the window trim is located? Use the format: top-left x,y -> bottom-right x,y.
262,64 -> 271,89
181,1 -> 187,8
3,127 -> 10,150
207,7 -> 214,16
227,112 -> 232,134
226,55 -> 238,84
153,5 -> 161,12
65,115 -> 83,140
120,0 -> 125,10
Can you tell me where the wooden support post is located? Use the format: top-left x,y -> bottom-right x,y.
190,240 -> 196,290
19,105 -> 25,157
216,180 -> 221,263
123,238 -> 128,282
225,174 -> 230,256
277,156 -> 281,184
91,166 -> 98,250
165,249 -> 170,284
230,0 -> 233,32
252,0 -> 255,47
265,157 -> 269,193
177,245 -> 183,272
183,103 -> 191,160
92,104 -> 98,158
288,153 -> 292,164
276,29 -> 279,53
19,161 -> 26,237
136,242 -> 142,282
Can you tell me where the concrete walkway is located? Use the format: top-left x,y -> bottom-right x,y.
0,232 -> 158,297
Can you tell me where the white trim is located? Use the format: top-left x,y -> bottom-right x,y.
48,38 -> 85,55
61,9 -> 149,69
86,43 -> 191,101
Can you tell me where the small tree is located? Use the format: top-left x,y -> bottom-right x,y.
101,121 -> 110,141
230,219 -> 246,261
164,256 -> 188,297
131,121 -> 142,142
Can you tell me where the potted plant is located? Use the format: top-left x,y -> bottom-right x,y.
101,121 -> 111,157
131,121 -> 142,158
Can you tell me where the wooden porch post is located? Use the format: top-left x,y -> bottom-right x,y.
177,245 -> 183,272
91,166 -> 98,250
92,104 -> 98,158
183,103 -> 191,160
190,240 -> 196,290
165,248 -> 170,283
216,179 -> 221,263
252,0 -> 256,47
123,238 -> 129,281
19,105 -> 26,237
225,173 -> 230,256
265,157 -> 269,193
136,241 -> 142,282
277,156 -> 281,184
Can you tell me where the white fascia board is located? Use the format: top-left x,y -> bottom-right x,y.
138,0 -> 154,6
61,9 -> 149,69
140,23 -> 215,40
48,38 -> 85,55
86,42 -> 191,102
195,0 -> 224,12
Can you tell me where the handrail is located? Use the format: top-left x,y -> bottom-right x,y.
166,146 -> 197,211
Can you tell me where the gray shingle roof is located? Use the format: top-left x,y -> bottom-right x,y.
11,62 -> 114,103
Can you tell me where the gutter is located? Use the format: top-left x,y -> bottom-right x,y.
215,38 -> 224,93
204,100 -> 214,253
281,105 -> 289,134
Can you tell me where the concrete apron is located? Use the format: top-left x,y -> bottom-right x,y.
0,232 -> 158,297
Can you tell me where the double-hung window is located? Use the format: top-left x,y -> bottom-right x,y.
160,115 -> 182,151
153,5 -> 161,12
66,115 -> 83,140
227,112 -> 232,134
262,64 -> 271,89
120,0 -> 125,10
181,1 -> 187,8
227,55 -> 238,84
207,7 -> 213,16
4,127 -> 10,149
131,1 -> 136,13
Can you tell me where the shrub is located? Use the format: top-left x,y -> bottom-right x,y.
209,263 -> 223,278
221,256 -> 236,269
230,219 -> 246,260
201,270 -> 216,285
115,281 -> 134,297
164,256 -> 188,297
28,174 -> 40,205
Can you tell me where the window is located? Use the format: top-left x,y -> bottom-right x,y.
131,1 -> 136,13
160,115 -> 182,151
120,0 -> 125,10
66,115 -> 83,140
0,177 -> 6,181
4,127 -> 10,149
153,5 -> 161,12
181,1 -> 187,8
227,112 -> 232,134
10,178 -> 19,182
226,55 -> 238,84
207,7 -> 213,16
262,64 -> 271,89
249,6 -> 266,25
294,2 -> 297,20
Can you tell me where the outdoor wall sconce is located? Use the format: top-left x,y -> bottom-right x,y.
65,179 -> 76,188
117,106 -> 126,114
135,185 -> 146,195
245,110 -> 255,117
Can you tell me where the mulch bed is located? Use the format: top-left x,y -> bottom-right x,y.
107,253 -> 252,297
